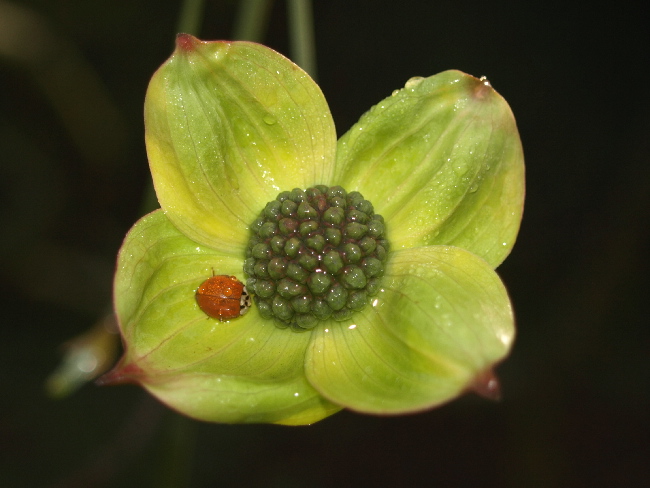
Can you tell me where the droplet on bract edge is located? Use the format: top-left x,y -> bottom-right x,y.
404,76 -> 424,90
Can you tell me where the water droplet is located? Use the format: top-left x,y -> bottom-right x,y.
452,162 -> 469,177
468,182 -> 479,193
404,76 -> 424,90
263,114 -> 276,125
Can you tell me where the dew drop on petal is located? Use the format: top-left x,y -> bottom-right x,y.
404,76 -> 424,90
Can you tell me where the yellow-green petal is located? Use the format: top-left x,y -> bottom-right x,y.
304,246 -> 514,414
335,71 -> 524,268
112,210 -> 340,424
145,35 -> 336,254
143,372 -> 341,425
114,210 -> 243,337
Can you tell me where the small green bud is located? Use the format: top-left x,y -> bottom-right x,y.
346,222 -> 368,239
311,298 -> 332,319
284,237 -> 301,258
308,271 -> 332,294
254,279 -> 276,298
342,243 -> 362,263
323,250 -> 344,274
252,243 -> 271,259
291,295 -> 312,314
279,218 -> 299,235
348,290 -> 369,310
297,202 -> 318,220
270,235 -> 286,254
300,220 -> 319,236
323,207 -> 345,225
297,253 -> 318,271
341,265 -> 367,289
281,199 -> 298,217
326,283 -> 348,311
324,228 -> 342,246
272,295 -> 294,321
264,200 -> 282,219
287,262 -> 309,282
259,221 -> 277,238
277,278 -> 305,298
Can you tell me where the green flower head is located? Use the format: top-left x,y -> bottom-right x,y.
103,34 -> 524,425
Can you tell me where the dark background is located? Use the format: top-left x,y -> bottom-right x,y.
1,1 -> 648,486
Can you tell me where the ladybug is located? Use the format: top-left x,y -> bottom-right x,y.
195,274 -> 251,321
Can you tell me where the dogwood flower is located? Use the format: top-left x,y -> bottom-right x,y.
102,34 -> 524,425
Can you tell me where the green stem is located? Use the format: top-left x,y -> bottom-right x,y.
287,0 -> 317,80
156,414 -> 197,488
233,0 -> 275,42
176,0 -> 206,36
142,0 -> 207,215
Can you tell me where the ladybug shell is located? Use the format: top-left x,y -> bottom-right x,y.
196,275 -> 247,321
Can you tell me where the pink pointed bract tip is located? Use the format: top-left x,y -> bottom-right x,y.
176,33 -> 198,52
470,368 -> 502,401
96,360 -> 144,386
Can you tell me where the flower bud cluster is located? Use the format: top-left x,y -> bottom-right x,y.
244,185 -> 388,330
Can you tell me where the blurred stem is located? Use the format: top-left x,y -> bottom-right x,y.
156,414 -> 197,488
287,0 -> 317,79
233,0 -> 274,42
147,0 -> 208,212
176,0 -> 206,36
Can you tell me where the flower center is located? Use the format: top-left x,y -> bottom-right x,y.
244,185 -> 389,330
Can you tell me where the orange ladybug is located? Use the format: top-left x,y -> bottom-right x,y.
195,275 -> 251,321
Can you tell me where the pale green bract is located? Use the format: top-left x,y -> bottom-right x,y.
103,34 -> 524,425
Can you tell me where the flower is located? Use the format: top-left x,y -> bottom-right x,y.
102,34 -> 524,425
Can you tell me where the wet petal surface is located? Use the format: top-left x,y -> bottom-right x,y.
145,36 -> 337,254
305,245 -> 514,414
335,71 -> 524,267
113,210 -> 339,424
